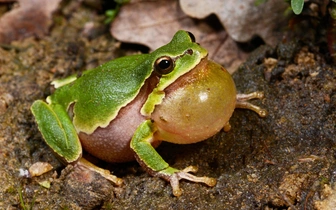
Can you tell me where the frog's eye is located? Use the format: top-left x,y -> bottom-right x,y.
154,56 -> 175,75
187,31 -> 196,42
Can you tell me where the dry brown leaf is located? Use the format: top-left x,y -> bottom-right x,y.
0,0 -> 61,44
180,0 -> 288,46
111,0 -> 247,73
29,162 -> 53,177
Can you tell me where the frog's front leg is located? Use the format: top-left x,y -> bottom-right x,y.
130,120 -> 216,197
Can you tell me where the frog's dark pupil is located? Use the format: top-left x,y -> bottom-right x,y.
155,56 -> 174,75
159,59 -> 171,70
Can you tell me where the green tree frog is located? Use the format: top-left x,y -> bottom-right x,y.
31,30 -> 266,196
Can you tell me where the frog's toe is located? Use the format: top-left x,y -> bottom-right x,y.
181,165 -> 198,173
77,158 -> 123,186
168,166 -> 216,197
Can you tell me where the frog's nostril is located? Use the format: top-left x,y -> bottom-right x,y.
185,49 -> 193,55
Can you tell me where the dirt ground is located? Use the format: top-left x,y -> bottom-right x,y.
0,2 -> 335,210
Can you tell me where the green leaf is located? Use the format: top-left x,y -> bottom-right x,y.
330,2 -> 336,19
38,180 -> 51,189
115,0 -> 129,4
254,0 -> 268,6
291,0 -> 304,15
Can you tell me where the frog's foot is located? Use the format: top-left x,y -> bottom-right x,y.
223,122 -> 231,132
77,158 -> 123,186
236,91 -> 267,117
158,166 -> 216,197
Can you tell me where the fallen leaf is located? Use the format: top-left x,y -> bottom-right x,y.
29,162 -> 53,177
180,0 -> 289,46
111,0 -> 248,73
38,180 -> 51,189
0,0 -> 61,44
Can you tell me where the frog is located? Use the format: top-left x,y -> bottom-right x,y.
31,30 -> 267,197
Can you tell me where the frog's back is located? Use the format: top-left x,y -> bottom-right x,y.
50,54 -> 152,134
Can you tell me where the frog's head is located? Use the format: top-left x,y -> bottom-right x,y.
139,31 -> 237,144
141,30 -> 208,116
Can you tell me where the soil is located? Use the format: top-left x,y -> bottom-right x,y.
0,1 -> 335,210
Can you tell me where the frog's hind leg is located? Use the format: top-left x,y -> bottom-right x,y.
77,158 -> 123,185
235,92 -> 267,117
31,100 -> 82,163
31,100 -> 123,186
